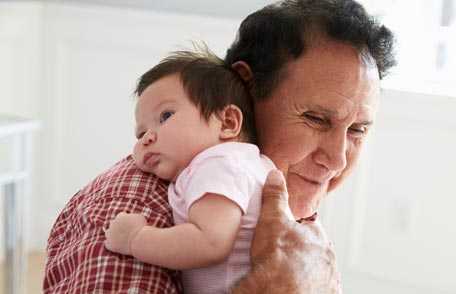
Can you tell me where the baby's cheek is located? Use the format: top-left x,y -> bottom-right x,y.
132,143 -> 141,165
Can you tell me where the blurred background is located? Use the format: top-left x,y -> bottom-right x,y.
0,0 -> 455,293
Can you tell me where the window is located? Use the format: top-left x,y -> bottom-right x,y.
360,0 -> 456,96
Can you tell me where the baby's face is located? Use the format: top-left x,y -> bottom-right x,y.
133,74 -> 223,181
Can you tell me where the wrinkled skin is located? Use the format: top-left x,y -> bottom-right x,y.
255,38 -> 380,219
232,38 -> 379,293
232,170 -> 341,294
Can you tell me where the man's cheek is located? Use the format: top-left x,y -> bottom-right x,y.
328,152 -> 358,192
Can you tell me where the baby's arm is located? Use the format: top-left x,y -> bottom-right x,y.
105,193 -> 242,270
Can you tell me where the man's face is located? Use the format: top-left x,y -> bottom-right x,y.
255,38 -> 380,218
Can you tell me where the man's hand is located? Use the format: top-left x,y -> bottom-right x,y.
233,170 -> 341,294
104,212 -> 147,256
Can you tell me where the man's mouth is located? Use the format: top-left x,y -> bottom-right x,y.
300,177 -> 323,186
303,177 -> 321,185
292,172 -> 331,186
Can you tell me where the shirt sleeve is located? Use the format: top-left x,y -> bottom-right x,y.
43,156 -> 182,294
183,155 -> 251,214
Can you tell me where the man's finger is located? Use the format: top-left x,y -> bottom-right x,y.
260,170 -> 290,218
251,170 -> 291,263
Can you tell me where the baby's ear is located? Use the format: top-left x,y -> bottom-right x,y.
219,105 -> 243,140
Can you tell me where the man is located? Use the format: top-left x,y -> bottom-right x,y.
226,1 -> 394,292
44,0 -> 395,293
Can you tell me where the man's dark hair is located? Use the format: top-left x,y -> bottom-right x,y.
135,46 -> 256,142
225,0 -> 396,101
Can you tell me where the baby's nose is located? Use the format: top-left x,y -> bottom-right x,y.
143,131 -> 157,145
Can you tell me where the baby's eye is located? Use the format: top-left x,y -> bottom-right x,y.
159,111 -> 175,124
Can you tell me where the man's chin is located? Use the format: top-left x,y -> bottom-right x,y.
287,178 -> 328,217
289,194 -> 323,219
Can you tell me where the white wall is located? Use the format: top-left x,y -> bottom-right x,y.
1,1 -> 455,293
0,1 -> 241,252
324,90 -> 456,294
0,2 -> 44,265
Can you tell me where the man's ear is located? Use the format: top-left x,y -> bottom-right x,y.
231,61 -> 253,83
219,105 -> 243,140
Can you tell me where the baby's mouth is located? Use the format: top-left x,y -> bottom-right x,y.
143,152 -> 160,166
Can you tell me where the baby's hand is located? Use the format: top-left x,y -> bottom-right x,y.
104,212 -> 147,256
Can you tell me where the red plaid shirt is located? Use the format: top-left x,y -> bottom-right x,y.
44,156 -> 183,293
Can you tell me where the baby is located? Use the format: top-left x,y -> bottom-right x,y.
104,48 -> 285,293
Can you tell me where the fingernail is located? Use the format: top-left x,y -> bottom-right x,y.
268,169 -> 284,185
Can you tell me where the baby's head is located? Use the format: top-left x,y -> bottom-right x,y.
132,48 -> 255,181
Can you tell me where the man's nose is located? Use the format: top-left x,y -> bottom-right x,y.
314,131 -> 347,173
142,130 -> 157,146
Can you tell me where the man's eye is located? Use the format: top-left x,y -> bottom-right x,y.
159,111 -> 174,124
303,113 -> 326,124
349,127 -> 368,137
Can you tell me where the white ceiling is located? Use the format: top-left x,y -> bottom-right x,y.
54,0 -> 277,19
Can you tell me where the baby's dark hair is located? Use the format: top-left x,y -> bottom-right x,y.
135,46 -> 256,143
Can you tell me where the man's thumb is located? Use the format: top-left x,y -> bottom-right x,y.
267,169 -> 286,186
261,170 -> 289,216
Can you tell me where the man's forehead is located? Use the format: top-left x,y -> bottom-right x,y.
291,70 -> 380,119
284,48 -> 378,83
295,46 -> 379,114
